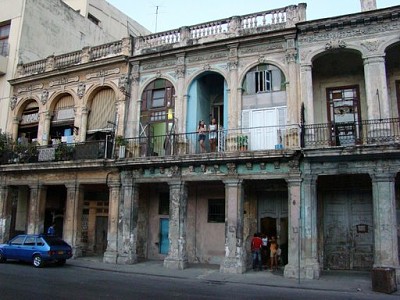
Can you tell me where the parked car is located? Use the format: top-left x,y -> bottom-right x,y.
0,234 -> 72,267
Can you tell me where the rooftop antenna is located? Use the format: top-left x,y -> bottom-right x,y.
155,5 -> 159,32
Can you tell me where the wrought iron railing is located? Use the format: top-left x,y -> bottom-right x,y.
121,125 -> 301,158
303,118 -> 400,147
2,118 -> 400,165
0,140 -> 112,165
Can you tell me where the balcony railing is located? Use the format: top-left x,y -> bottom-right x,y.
0,140 -> 112,165
1,118 -> 400,165
303,118 -> 400,147
121,125 -> 301,158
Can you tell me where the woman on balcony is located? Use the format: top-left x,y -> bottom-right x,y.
209,118 -> 218,152
197,120 -> 207,153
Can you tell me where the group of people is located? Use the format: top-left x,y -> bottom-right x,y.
251,233 -> 281,271
197,118 -> 218,153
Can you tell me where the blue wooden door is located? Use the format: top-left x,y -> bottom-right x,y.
159,218 -> 169,255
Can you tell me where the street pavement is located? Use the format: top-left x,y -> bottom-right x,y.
67,257 -> 399,297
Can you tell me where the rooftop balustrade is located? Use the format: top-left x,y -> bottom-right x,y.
15,38 -> 130,78
133,4 -> 306,54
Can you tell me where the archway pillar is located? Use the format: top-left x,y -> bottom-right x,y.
220,179 -> 246,274
0,184 -> 12,243
27,185 -> 47,235
283,174 -> 302,279
117,171 -> 140,264
301,174 -> 321,279
103,178 -> 121,264
164,180 -> 188,270
370,171 -> 400,283
64,183 -> 84,257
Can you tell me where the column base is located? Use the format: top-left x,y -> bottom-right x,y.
220,257 -> 246,274
103,250 -> 118,264
72,246 -> 83,258
117,253 -> 138,265
163,257 -> 188,270
284,262 -> 321,280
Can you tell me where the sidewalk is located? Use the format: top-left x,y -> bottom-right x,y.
67,257 -> 399,296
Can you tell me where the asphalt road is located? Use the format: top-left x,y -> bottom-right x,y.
0,261 -> 396,300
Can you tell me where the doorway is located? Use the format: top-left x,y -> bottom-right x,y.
326,86 -> 361,146
95,216 -> 108,254
159,218 -> 169,255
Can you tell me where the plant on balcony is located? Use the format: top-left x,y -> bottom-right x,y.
115,135 -> 128,146
13,142 -> 38,163
55,143 -> 74,161
237,135 -> 248,151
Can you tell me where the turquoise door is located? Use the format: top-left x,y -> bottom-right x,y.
159,218 -> 169,255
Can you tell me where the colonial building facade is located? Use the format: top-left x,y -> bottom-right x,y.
0,1 -> 399,282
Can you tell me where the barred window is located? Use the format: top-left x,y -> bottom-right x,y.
208,199 -> 225,223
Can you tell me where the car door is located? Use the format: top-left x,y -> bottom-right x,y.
20,236 -> 36,261
4,236 -> 26,259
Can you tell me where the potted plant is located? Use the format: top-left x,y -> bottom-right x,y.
115,135 -> 128,158
237,135 -> 248,151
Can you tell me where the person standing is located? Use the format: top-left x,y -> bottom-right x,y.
197,120 -> 207,153
269,236 -> 278,271
47,223 -> 56,236
208,118 -> 218,152
261,233 -> 269,269
251,233 -> 263,271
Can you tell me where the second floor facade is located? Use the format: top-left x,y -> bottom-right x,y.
2,3 -> 400,166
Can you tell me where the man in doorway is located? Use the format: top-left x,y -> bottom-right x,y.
251,233 -> 263,271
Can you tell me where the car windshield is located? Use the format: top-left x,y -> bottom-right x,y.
43,236 -> 69,246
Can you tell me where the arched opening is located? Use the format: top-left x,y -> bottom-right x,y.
140,79 -> 175,156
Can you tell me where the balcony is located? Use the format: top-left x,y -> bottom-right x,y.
1,118 -> 399,166
303,118 -> 400,148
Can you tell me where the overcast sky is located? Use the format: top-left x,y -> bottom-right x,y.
107,0 -> 400,33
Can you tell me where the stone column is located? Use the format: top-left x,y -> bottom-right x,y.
103,179 -> 121,264
80,107 -> 88,141
284,175 -> 302,279
0,184 -> 11,243
227,45 -> 239,130
164,181 -> 188,270
126,62 -> 140,139
301,174 -> 320,279
41,112 -> 51,145
64,183 -> 83,257
220,179 -> 246,274
27,185 -> 47,235
370,171 -> 399,281
174,54 -> 186,134
12,117 -> 19,141
117,171 -> 139,264
363,55 -> 390,120
300,64 -> 314,125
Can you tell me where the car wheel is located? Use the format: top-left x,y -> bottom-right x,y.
0,252 -> 6,263
32,255 -> 44,268
57,259 -> 66,266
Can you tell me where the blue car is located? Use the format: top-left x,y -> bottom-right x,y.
0,234 -> 73,268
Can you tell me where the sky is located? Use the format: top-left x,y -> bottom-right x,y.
107,0 -> 400,33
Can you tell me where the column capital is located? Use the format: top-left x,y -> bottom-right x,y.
370,171 -> 396,183
363,54 -> 385,65
223,179 -> 243,186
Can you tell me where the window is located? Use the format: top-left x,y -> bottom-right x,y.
88,14 -> 100,26
208,199 -> 225,223
24,236 -> 35,246
245,64 -> 284,94
11,236 -> 25,245
255,70 -> 272,92
152,89 -> 165,108
159,193 -> 169,215
0,23 -> 10,56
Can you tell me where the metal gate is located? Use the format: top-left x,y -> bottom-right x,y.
323,189 -> 373,270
